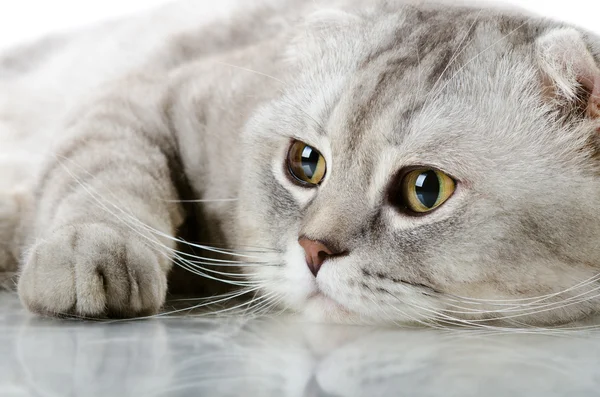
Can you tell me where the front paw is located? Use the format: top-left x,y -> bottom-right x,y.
18,223 -> 169,318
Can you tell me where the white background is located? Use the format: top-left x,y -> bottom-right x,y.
0,0 -> 598,50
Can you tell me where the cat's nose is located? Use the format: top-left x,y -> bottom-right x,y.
298,237 -> 346,277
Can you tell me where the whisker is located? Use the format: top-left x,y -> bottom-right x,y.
441,282 -> 600,317
173,249 -> 278,266
442,272 -> 600,307
56,155 -> 277,260
459,291 -> 600,324
279,96 -> 328,136
384,291 -> 526,331
170,255 -> 260,287
366,293 -> 445,330
425,19 -> 530,107
147,287 -> 261,319
424,10 -> 482,105
59,159 -> 278,259
162,198 -> 238,203
245,292 -> 284,317
213,60 -> 286,84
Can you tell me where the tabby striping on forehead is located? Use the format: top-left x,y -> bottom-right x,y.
1,0 -> 600,327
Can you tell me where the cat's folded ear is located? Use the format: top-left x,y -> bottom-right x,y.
537,28 -> 600,121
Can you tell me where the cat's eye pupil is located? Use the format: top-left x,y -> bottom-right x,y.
301,146 -> 319,179
415,171 -> 440,209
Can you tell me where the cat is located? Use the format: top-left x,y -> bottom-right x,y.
1,0 -> 600,327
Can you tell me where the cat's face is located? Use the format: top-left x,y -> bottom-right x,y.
236,4 -> 600,326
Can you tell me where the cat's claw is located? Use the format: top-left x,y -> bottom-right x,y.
18,223 -> 167,318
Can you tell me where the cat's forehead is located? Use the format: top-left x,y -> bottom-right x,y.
292,6 -> 552,166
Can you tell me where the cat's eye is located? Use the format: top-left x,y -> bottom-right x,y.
394,168 -> 456,214
286,140 -> 327,186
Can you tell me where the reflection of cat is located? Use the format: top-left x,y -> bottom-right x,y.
13,318 -> 173,396
3,0 -> 600,326
9,294 -> 598,397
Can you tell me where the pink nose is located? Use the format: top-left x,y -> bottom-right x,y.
298,238 -> 342,277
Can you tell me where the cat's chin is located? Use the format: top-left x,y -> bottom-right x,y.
301,293 -> 359,324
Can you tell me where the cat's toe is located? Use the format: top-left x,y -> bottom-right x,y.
18,226 -> 79,316
18,223 -> 167,318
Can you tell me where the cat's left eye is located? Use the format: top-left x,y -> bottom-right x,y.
390,168 -> 456,214
286,140 -> 327,186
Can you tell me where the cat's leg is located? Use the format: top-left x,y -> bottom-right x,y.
17,77 -> 186,317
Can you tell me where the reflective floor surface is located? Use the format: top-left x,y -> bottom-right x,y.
2,291 -> 600,396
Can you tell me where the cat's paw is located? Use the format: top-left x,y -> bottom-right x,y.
18,223 -> 168,318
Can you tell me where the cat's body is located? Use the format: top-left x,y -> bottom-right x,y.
2,0 -> 600,327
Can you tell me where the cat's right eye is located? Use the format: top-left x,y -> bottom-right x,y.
286,140 -> 327,187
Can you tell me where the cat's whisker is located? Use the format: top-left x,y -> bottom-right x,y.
438,300 -> 580,322
362,285 -> 450,329
134,219 -> 275,259
425,19 -> 531,107
203,290 -> 279,318
365,293 -> 445,330
168,290 -> 251,302
192,244 -> 280,254
182,265 -> 258,279
441,271 -> 600,307
385,291 -> 523,331
212,60 -> 286,84
441,282 -> 600,317
253,295 -> 287,317
279,96 -> 328,136
159,244 -> 276,283
382,299 -> 468,330
55,154 -> 279,260
144,286 -> 262,319
51,165 -> 266,294
162,198 -> 239,203
424,10 -> 482,105
441,288 -> 599,314
487,291 -> 600,323
55,158 -> 207,266
240,289 -> 267,317
415,41 -> 423,95
143,235 -> 280,269
170,249 -> 278,266
427,286 -> 600,328
121,229 -> 262,287
170,255 -> 261,287
245,292 -> 285,317
157,232 -> 276,259
498,318 -> 597,334
240,280 -> 288,316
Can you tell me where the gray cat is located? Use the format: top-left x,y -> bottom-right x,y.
1,0 -> 600,327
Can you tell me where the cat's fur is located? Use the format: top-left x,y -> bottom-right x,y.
2,0 -> 600,326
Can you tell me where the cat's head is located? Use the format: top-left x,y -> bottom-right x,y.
236,3 -> 600,326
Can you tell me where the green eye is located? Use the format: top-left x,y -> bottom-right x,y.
399,169 -> 456,213
286,140 -> 327,186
